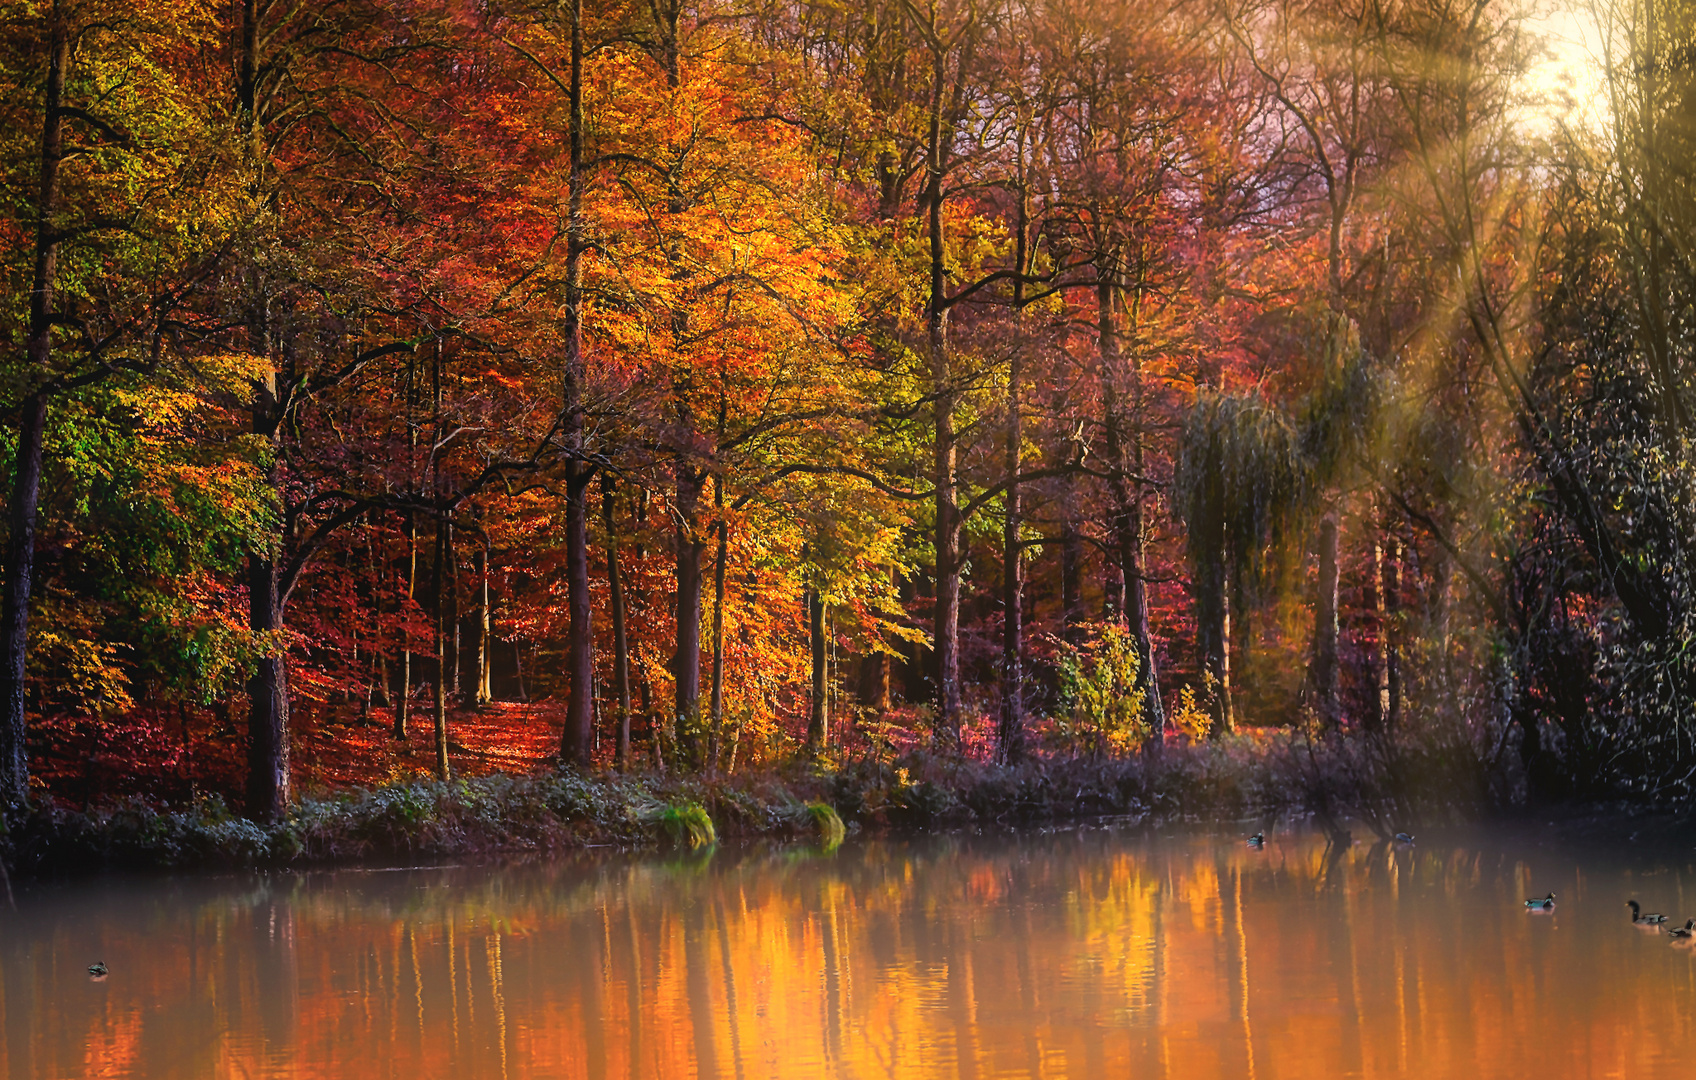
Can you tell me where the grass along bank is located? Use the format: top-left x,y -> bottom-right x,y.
1,727 -> 1485,878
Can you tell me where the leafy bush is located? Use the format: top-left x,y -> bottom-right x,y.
1048,624 -> 1149,757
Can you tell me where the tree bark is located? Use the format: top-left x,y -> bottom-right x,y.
1311,512 -> 1341,728
1098,262 -> 1165,746
394,511 -> 415,738
475,537 -> 492,707
0,395 -> 46,813
431,514 -> 450,780
672,469 -> 706,761
603,475 -> 632,769
924,37 -> 962,747
1196,510 -> 1233,736
1060,478 -> 1084,645
807,584 -> 827,753
558,0 -> 595,768
707,478 -> 728,770
1376,532 -> 1401,732
0,15 -> 70,813
246,548 -> 291,819
998,177 -> 1027,766
447,525 -> 460,702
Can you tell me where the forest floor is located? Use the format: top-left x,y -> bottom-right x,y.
295,701 -> 572,790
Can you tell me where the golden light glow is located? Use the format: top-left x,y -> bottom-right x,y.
1520,0 -> 1611,136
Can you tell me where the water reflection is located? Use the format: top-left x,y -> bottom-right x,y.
5,827 -> 1696,1077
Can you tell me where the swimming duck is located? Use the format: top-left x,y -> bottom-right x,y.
1525,892 -> 1555,910
87,962 -> 107,977
1394,832 -> 1416,845
1667,919 -> 1695,939
1629,900 -> 1670,925
1247,832 -> 1265,847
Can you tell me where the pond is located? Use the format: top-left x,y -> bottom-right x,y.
4,824 -> 1696,1078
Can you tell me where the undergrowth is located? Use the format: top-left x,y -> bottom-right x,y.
1,728 -> 1480,877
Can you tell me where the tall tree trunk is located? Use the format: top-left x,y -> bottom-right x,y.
807,584 -> 827,753
475,537 -> 492,707
244,294 -> 290,812
1311,512 -> 1341,728
246,546 -> 290,819
1196,509 -> 1232,737
1427,537 -> 1452,713
634,489 -> 661,772
924,42 -> 961,747
394,511 -> 416,738
369,531 -> 391,709
431,514 -> 450,780
707,478 -> 728,770
1098,262 -> 1164,744
673,471 -> 706,763
0,393 -> 40,806
562,462 -> 594,765
603,475 -> 632,769
999,181 -> 1027,766
859,652 -> 890,712
1379,533 -> 1401,732
1229,577 -> 1250,728
1060,478 -> 1084,645
1,17 -> 69,812
558,0 -> 594,767
447,528 -> 460,702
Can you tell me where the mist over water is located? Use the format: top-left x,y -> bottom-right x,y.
5,827 -> 1696,1078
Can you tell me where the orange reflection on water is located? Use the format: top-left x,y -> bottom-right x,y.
5,828 -> 1696,1078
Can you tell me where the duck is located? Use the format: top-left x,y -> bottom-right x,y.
1667,919 -> 1695,939
1247,832 -> 1265,847
1629,900 -> 1670,926
1394,832 -> 1416,845
1525,892 -> 1556,910
87,961 -> 107,978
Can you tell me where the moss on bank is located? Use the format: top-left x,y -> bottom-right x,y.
1,731 -> 1480,877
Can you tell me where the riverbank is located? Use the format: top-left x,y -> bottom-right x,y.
0,739 -> 1243,877
2,724 -> 1504,878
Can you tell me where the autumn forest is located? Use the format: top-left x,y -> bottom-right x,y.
0,0 -> 1690,837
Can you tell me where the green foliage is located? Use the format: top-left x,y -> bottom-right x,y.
658,803 -> 717,850
803,801 -> 846,850
1048,624 -> 1149,758
14,375 -> 274,713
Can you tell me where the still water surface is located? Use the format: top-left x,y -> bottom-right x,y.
5,825 -> 1696,1078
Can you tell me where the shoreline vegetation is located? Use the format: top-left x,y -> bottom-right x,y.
9,743 -> 1686,882
2,725 -> 1494,879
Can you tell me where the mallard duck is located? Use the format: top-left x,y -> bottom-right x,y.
1525,892 -> 1556,910
1394,832 -> 1416,845
87,962 -> 107,977
1629,900 -> 1670,925
1667,919 -> 1695,939
1247,832 -> 1265,847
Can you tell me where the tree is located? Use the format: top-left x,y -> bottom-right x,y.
0,0 -> 238,810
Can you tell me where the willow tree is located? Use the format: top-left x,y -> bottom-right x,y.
1175,392 -> 1308,733
1175,320 -> 1380,732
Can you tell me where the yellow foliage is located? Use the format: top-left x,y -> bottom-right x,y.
1169,683 -> 1215,742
